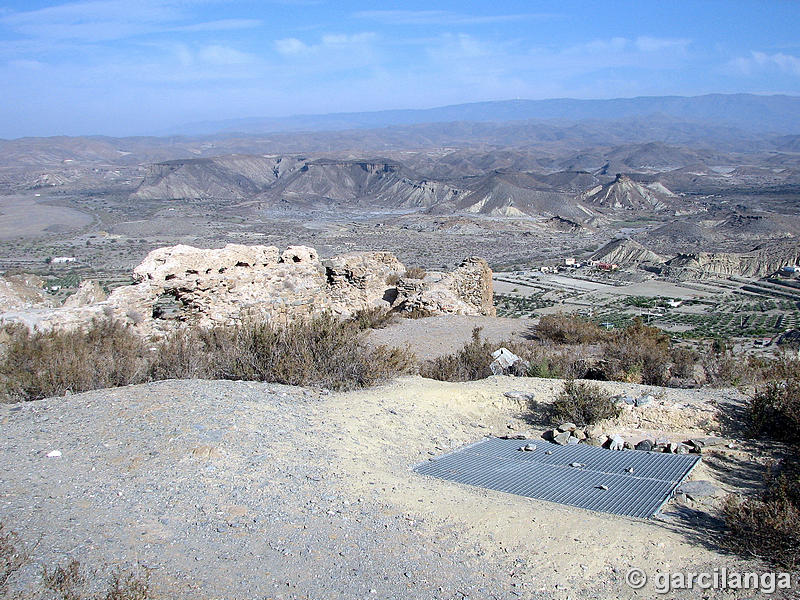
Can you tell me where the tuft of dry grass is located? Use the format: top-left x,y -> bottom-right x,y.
2,521 -> 151,600
350,307 -> 397,330
0,522 -> 27,593
404,266 -> 427,279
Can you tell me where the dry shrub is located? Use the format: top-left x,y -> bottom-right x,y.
724,467 -> 800,569
0,522 -> 26,593
0,320 -> 148,402
1,314 -> 416,401
350,307 -> 397,330
602,318 -> 671,385
703,347 -> 791,388
550,379 -> 620,426
102,569 -> 152,600
43,560 -> 86,600
153,314 -> 415,391
670,347 -> 697,380
536,313 -> 606,345
749,377 -> 800,443
400,307 -> 435,320
1,523 -> 150,600
419,327 -> 495,381
526,343 -> 601,380
43,559 -> 151,600
148,327 -> 216,380
404,266 -> 427,279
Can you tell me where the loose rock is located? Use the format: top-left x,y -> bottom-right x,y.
554,431 -> 572,446
607,434 -> 625,451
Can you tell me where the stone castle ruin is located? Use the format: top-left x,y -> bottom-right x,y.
0,244 -> 495,335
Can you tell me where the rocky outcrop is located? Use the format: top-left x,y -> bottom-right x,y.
580,174 -> 675,211
591,239 -> 665,266
0,274 -> 56,312
664,241 -> 800,278
0,244 -> 495,334
131,155 -> 463,209
62,280 -> 107,308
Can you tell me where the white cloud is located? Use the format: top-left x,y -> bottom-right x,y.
275,32 -> 377,57
172,19 -> 262,33
198,44 -> 255,66
353,10 -> 556,26
0,0 -> 258,43
731,51 -> 800,76
635,36 -> 690,53
274,37 -> 309,56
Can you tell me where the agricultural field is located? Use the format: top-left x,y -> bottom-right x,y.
494,270 -> 800,342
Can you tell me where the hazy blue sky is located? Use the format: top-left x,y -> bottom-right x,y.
1,0 -> 799,138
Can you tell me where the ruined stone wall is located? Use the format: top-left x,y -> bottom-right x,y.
0,244 -> 496,334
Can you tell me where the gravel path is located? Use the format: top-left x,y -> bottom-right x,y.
0,376 -> 775,599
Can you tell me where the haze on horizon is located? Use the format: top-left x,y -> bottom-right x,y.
1,0 -> 799,139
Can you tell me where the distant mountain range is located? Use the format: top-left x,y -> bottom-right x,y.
169,94 -> 800,137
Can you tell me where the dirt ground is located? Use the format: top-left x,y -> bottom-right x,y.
0,372 -> 785,600
366,314 -> 537,361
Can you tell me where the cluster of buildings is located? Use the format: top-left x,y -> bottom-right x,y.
537,258 -> 619,274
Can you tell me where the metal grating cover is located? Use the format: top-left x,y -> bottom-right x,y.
413,437 -> 700,519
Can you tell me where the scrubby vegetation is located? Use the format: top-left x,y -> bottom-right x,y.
601,318 -> 672,385
550,379 -> 621,426
350,307 -> 397,330
404,266 -> 427,279
419,327 -> 497,381
722,367 -> 800,569
724,465 -> 800,569
534,313 -> 606,345
0,315 -> 416,402
0,523 -> 152,600
43,560 -> 152,600
748,376 -> 800,443
0,320 -> 148,401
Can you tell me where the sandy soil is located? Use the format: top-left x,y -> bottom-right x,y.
0,194 -> 93,239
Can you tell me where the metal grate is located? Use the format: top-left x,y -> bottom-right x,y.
413,437 -> 700,519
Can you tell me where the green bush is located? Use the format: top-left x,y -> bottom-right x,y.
550,379 -> 620,426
